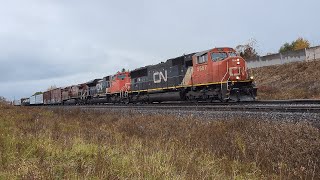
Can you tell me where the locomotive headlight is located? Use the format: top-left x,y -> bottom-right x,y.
237,62 -> 240,65
237,59 -> 240,61
250,76 -> 254,80
236,76 -> 240,80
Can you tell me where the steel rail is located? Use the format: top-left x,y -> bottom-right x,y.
58,99 -> 320,107
56,103 -> 320,113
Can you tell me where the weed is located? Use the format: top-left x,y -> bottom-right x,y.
0,104 -> 319,179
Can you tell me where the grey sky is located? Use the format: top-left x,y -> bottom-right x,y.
1,0 -> 319,100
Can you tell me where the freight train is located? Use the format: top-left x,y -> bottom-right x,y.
14,47 -> 257,106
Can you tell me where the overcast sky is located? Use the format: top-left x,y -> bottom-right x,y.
1,0 -> 319,100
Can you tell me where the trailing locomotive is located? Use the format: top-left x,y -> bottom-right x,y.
16,47 -> 257,105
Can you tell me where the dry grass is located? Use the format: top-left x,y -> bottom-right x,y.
252,60 -> 320,100
0,103 -> 319,179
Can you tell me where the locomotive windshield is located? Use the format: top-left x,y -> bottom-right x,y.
228,52 -> 238,57
117,74 -> 126,80
211,52 -> 227,61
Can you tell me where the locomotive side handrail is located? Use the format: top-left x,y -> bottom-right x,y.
221,61 -> 229,89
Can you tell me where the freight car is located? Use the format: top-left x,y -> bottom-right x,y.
30,93 -> 43,105
43,88 -> 62,105
20,46 -> 256,106
43,91 -> 51,105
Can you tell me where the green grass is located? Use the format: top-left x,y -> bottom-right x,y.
0,103 -> 319,179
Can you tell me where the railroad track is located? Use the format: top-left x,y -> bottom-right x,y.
55,100 -> 320,114
59,99 -> 320,107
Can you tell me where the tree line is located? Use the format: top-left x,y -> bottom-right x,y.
236,37 -> 311,60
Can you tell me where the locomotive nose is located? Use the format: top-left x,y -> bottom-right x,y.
228,58 -> 245,81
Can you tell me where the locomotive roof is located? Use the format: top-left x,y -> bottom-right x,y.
131,53 -> 195,73
86,78 -> 102,86
194,50 -> 210,57
194,47 -> 235,57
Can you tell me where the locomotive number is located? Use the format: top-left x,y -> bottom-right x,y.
197,65 -> 207,72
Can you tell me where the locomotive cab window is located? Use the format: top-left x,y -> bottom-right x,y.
117,74 -> 126,80
197,53 -> 208,64
211,52 -> 227,62
112,75 -> 116,81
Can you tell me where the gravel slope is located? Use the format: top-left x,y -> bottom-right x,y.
252,60 -> 320,100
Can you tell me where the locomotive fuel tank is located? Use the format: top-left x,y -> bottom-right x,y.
148,91 -> 182,102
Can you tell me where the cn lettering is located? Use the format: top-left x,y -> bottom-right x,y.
153,70 -> 167,83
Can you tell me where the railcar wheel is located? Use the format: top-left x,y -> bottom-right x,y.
123,98 -> 130,104
218,93 -> 229,103
205,97 -> 214,103
219,99 -> 229,103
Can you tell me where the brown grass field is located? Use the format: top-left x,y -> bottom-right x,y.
0,103 -> 319,179
253,60 -> 320,100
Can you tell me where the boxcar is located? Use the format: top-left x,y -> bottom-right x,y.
30,95 -> 36,105
30,94 -> 43,105
43,91 -> 51,105
35,94 -> 43,105
51,88 -> 62,104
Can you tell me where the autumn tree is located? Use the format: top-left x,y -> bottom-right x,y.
279,42 -> 294,53
236,38 -> 259,59
279,37 -> 310,53
293,37 -> 310,50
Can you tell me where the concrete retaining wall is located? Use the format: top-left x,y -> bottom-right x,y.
306,46 -> 320,61
247,46 -> 320,69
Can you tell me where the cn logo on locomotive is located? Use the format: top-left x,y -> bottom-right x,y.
153,70 -> 168,83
